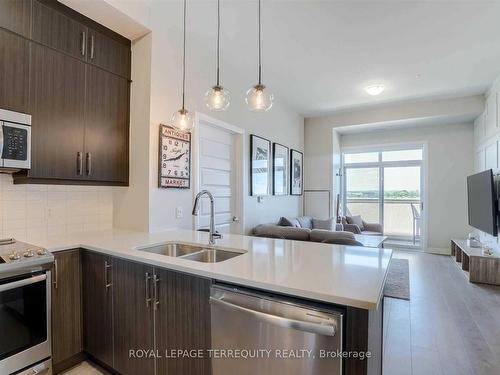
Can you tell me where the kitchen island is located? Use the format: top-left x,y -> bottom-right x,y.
25,229 -> 391,375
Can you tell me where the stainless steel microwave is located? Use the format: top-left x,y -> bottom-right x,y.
0,109 -> 31,170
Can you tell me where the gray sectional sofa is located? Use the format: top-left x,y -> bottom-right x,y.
252,216 -> 363,245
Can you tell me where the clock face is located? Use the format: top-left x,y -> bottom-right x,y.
159,125 -> 191,189
161,137 -> 190,179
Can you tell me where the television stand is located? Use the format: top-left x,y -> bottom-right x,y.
451,239 -> 500,285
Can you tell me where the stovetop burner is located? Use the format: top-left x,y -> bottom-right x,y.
0,239 -> 53,277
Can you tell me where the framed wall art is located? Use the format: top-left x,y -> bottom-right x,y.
250,135 -> 271,196
159,124 -> 191,189
273,143 -> 289,195
290,149 -> 303,196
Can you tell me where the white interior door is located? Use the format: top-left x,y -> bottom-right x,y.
195,115 -> 244,234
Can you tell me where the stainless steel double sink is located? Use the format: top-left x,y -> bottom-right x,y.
137,242 -> 246,263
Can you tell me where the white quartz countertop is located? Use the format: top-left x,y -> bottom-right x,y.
22,229 -> 392,310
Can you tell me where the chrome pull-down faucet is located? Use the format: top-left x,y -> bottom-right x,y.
192,190 -> 222,245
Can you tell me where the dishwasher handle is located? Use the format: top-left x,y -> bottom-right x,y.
210,296 -> 337,337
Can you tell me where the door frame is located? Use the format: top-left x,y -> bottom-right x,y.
192,112 -> 245,234
341,141 -> 429,250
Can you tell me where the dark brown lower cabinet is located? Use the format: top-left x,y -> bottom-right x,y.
82,251 -> 114,368
52,249 -> 83,373
52,252 -> 212,374
155,268 -> 212,375
113,258 -> 154,375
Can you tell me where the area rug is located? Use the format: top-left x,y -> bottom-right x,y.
384,258 -> 410,300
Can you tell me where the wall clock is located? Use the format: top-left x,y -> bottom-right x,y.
159,124 -> 191,189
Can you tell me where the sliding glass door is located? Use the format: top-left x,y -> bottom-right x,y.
383,165 -> 422,244
345,167 -> 380,223
343,147 -> 424,248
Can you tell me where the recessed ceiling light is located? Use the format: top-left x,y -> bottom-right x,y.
365,84 -> 385,96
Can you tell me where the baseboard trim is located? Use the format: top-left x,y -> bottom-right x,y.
426,247 -> 451,255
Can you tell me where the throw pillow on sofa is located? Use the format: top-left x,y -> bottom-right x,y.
312,218 -> 334,230
279,217 -> 300,227
296,216 -> 313,229
347,215 -> 364,230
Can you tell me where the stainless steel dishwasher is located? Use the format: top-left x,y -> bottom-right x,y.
210,284 -> 343,375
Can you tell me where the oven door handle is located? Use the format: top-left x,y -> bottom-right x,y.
0,274 -> 47,292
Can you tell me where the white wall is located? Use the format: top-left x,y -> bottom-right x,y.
303,123 -> 341,217
113,34 -> 152,231
473,75 -> 500,249
341,123 -> 474,252
304,95 -> 483,221
77,0 -> 304,234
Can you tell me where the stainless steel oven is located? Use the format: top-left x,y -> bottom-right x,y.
0,240 -> 53,375
0,109 -> 31,171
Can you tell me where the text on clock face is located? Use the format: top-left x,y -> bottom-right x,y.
159,124 -> 191,188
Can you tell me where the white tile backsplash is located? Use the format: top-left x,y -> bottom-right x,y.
0,174 -> 114,241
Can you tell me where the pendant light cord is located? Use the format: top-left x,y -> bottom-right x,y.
182,0 -> 187,110
258,0 -> 262,85
216,0 -> 221,86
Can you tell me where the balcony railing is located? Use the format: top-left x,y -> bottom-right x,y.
346,198 -> 421,239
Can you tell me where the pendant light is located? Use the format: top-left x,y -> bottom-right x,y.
172,0 -> 194,132
204,0 -> 230,111
245,0 -> 274,112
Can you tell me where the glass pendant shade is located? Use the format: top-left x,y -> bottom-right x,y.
205,85 -> 231,111
171,108 -> 194,133
245,84 -> 274,112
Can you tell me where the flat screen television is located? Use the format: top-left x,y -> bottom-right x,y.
467,169 -> 498,236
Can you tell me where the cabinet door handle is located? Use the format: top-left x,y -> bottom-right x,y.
104,261 -> 112,290
153,274 -> 160,310
76,152 -> 83,176
86,152 -> 92,176
53,259 -> 58,289
145,272 -> 151,308
80,31 -> 86,56
90,34 -> 95,60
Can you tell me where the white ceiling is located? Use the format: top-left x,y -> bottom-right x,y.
66,0 -> 500,118
210,0 -> 500,117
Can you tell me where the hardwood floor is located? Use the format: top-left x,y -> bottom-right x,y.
383,250 -> 500,375
62,361 -> 109,375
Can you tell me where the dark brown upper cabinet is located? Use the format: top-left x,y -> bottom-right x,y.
32,0 -> 131,79
0,0 -> 32,38
33,0 -> 88,60
87,29 -> 131,79
0,29 -> 30,114
52,250 -> 83,372
84,65 -> 129,184
28,43 -> 86,181
11,0 -> 131,185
